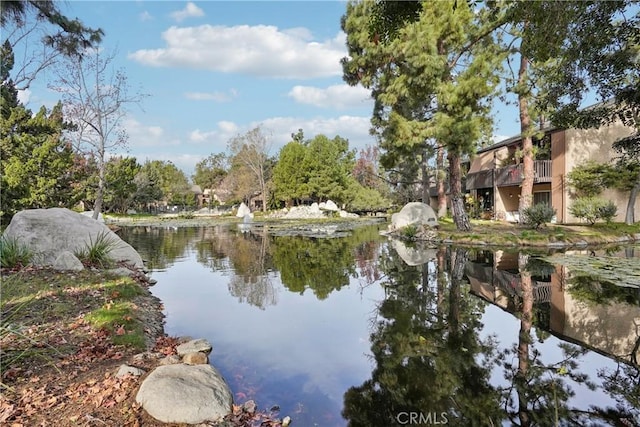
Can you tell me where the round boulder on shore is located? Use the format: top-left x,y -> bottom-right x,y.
135,364 -> 233,424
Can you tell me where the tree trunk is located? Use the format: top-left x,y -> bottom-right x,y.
260,176 -> 268,212
625,171 -> 640,225
516,253 -> 533,427
437,146 -> 447,218
93,149 -> 105,220
449,151 -> 471,231
518,53 -> 534,224
421,146 -> 429,205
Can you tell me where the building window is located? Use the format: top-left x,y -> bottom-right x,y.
533,191 -> 550,206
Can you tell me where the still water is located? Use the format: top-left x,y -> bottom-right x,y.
119,224 -> 640,426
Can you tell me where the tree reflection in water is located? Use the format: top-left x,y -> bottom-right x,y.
117,226 -> 639,425
343,246 -> 502,426
344,242 -> 640,426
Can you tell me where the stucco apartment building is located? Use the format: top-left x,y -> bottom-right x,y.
465,120 -> 638,223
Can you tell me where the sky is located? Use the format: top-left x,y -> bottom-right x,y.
18,0 -> 522,177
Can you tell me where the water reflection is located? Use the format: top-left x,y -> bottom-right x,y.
343,246 -> 503,426
117,226 -> 640,426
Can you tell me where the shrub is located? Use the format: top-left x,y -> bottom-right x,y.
597,200 -> 618,223
570,197 -> 617,225
0,236 -> 33,268
522,203 -> 556,229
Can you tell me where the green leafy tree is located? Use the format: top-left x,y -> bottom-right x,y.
272,139 -> 309,206
611,133 -> 640,224
103,156 -> 140,213
302,134 -> 355,203
534,2 -> 638,223
0,52 -> 76,222
192,153 -> 228,191
133,161 -> 164,212
486,2 -> 627,224
345,179 -> 390,213
160,162 -> 191,208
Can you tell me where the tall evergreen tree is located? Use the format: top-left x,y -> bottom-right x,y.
342,0 -> 502,230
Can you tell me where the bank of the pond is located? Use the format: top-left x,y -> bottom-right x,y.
106,214 -> 640,248
432,219 -> 640,248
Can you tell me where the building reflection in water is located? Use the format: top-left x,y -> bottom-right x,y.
465,249 -> 640,366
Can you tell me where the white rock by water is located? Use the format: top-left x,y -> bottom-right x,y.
390,202 -> 438,231
236,202 -> 251,218
3,208 -> 144,269
135,364 -> 233,424
322,200 -> 339,211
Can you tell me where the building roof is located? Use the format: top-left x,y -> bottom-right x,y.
477,125 -> 558,154
477,99 -> 617,154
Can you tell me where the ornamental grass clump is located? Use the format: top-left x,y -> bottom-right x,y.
0,236 -> 33,268
74,231 -> 117,268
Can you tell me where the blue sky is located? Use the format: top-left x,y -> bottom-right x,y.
18,1 -> 522,177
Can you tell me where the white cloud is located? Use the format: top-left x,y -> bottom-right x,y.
288,84 -> 371,109
187,115 -> 374,155
124,117 -> 180,149
258,115 -> 373,151
139,11 -> 153,22
170,2 -> 204,22
17,88 -> 31,104
184,89 -> 237,102
129,25 -> 346,79
189,121 -> 239,145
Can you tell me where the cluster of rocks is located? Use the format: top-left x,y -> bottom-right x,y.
120,338 -> 234,425
269,200 -> 359,220
136,339 -> 233,425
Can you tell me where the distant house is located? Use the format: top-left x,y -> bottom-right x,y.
465,119 -> 638,223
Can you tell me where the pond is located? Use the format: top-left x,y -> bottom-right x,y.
119,224 -> 640,426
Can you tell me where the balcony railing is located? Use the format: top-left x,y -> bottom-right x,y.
466,160 -> 552,190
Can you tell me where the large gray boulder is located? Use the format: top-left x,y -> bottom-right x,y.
3,208 -> 143,269
136,364 -> 233,424
390,202 -> 438,231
